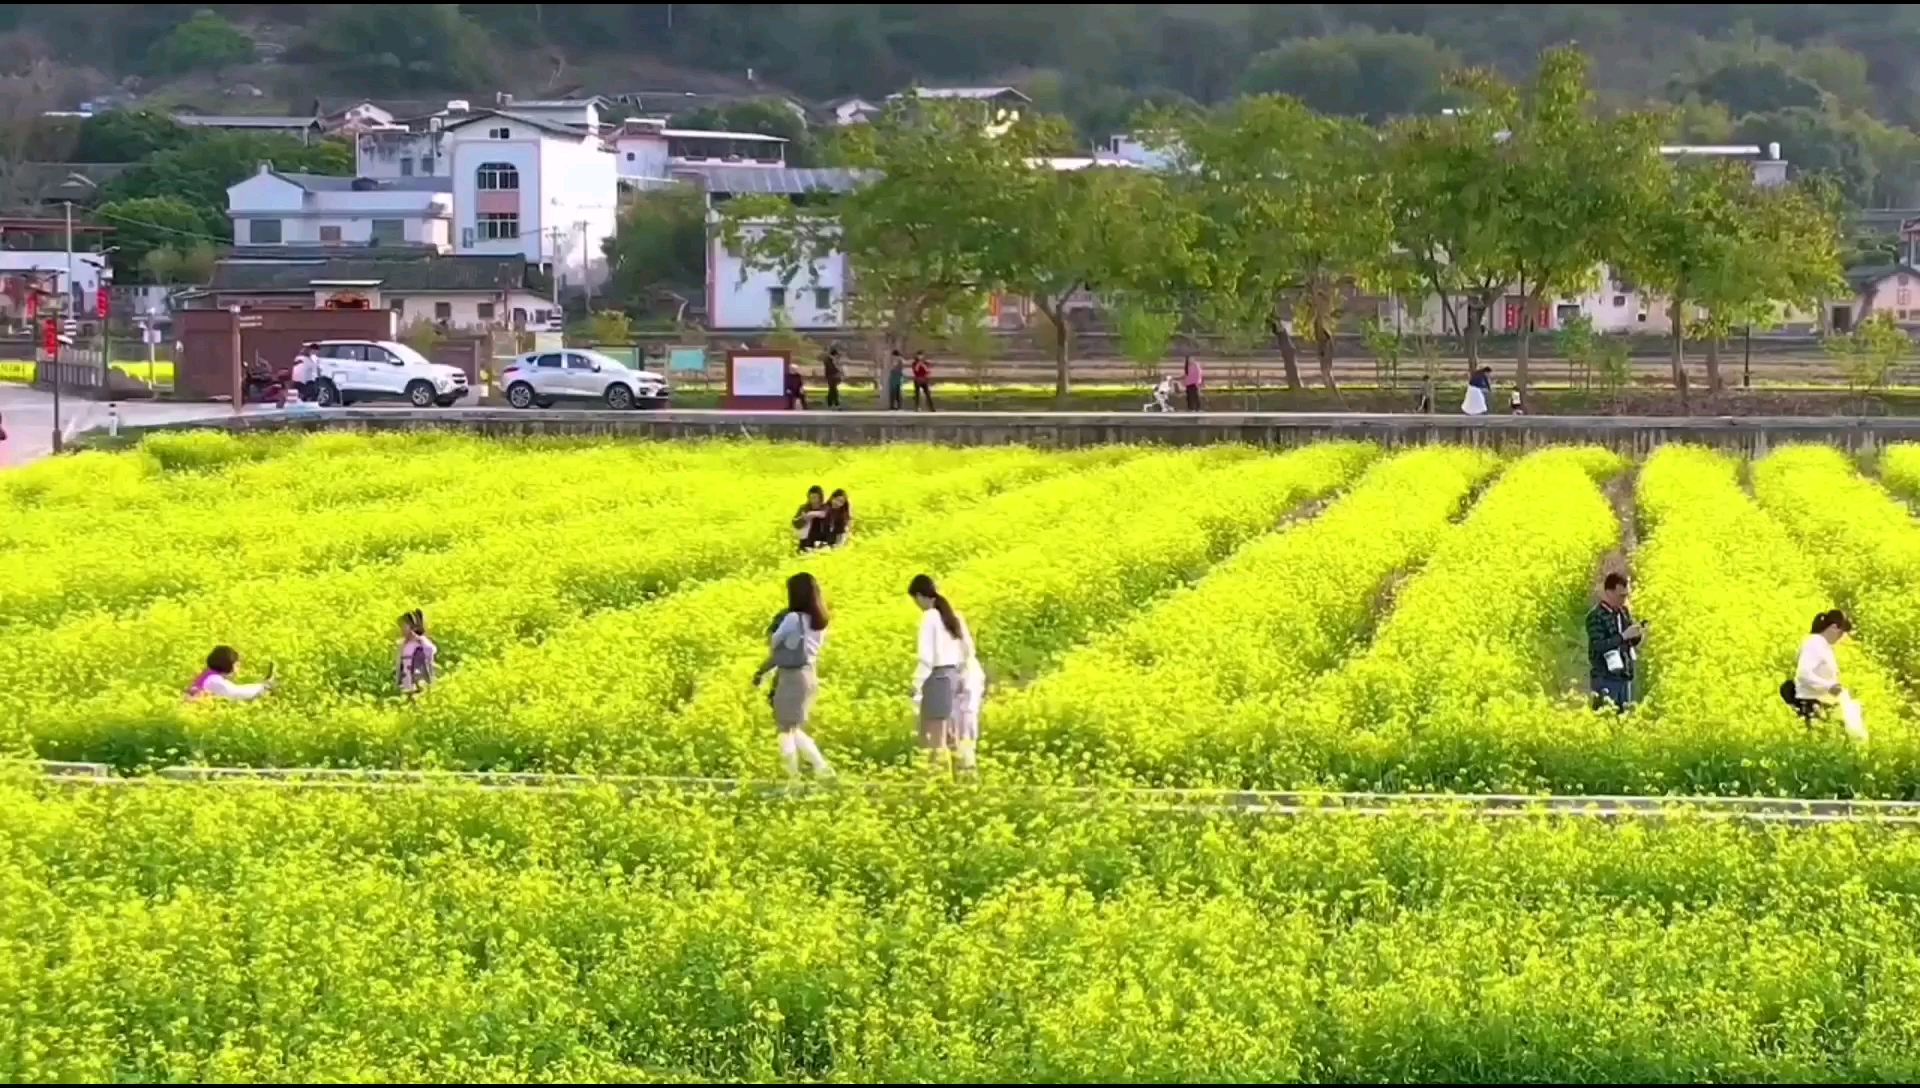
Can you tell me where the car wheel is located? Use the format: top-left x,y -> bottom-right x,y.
506,382 -> 536,409
605,384 -> 635,410
406,381 -> 436,408
315,379 -> 340,407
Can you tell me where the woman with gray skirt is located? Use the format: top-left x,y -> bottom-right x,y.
909,573 -> 973,773
752,572 -> 835,778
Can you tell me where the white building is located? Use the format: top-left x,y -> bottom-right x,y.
612,117 -> 789,185
442,109 -> 619,290
691,166 -> 869,329
827,98 -> 883,126
227,165 -> 453,250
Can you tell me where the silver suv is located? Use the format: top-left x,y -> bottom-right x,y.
500,349 -> 671,410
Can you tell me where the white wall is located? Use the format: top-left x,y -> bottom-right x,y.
229,173 -> 452,250
616,134 -> 671,181
450,122 -> 544,267
384,289 -> 558,331
356,131 -> 447,179
1860,272 -> 1920,323
707,224 -> 847,329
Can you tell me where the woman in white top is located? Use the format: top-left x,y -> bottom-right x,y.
909,573 -> 977,772
185,645 -> 275,702
1788,609 -> 1851,721
752,572 -> 834,778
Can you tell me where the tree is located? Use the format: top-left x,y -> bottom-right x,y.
295,4 -> 496,92
1733,107 -> 1873,205
146,9 -> 254,75
74,109 -> 190,162
720,102 -> 1033,354
1827,312 -> 1909,407
94,196 -> 208,280
587,309 -> 634,345
1151,95 -> 1394,392
601,188 -> 706,315
1239,31 -> 1456,121
1113,299 -> 1180,387
1462,48 -> 1666,403
1688,60 -> 1825,117
984,163 -> 1193,398
102,132 -> 351,241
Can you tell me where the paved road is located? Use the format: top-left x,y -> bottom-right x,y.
0,385 -> 273,469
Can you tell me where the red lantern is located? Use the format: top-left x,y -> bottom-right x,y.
96,287 -> 110,318
42,317 -> 57,356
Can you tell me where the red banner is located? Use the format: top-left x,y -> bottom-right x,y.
42,317 -> 57,356
24,292 -> 36,320
96,287 -> 110,318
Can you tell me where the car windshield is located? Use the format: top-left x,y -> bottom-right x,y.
385,343 -> 434,367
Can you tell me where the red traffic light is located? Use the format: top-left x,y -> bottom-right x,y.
96,287 -> 110,318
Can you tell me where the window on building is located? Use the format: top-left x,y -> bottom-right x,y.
489,126 -> 511,140
421,156 -> 435,175
371,219 -> 405,245
478,212 -> 519,241
391,299 -> 405,317
1901,288 -> 1912,307
399,157 -> 413,176
814,287 -> 832,311
625,151 -> 635,161
476,162 -> 520,190
249,218 -> 282,244
1613,295 -> 1626,307
319,225 -> 343,243
477,302 -> 495,321
768,286 -> 786,311
434,301 -> 453,320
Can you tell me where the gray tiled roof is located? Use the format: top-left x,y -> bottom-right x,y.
210,254 -> 532,293
273,172 -> 453,194
677,165 -> 874,195
441,109 -> 589,140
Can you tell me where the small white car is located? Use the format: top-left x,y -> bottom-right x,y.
301,340 -> 470,408
500,349 -> 671,410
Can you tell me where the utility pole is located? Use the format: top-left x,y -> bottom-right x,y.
50,201 -> 72,453
578,220 -> 592,315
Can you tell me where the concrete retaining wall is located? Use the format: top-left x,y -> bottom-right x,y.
98,407 -> 1920,456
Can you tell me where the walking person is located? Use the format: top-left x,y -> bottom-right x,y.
822,344 -> 844,409
1182,354 -> 1204,412
186,646 -> 275,702
752,573 -> 835,778
911,350 -> 935,412
909,573 -> 973,773
396,609 -> 438,697
887,350 -> 907,411
1461,365 -> 1492,416
1586,572 -> 1644,710
1784,609 -> 1852,724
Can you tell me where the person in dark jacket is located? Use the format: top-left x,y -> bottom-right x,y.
1586,572 -> 1645,710
822,344 -> 844,409
887,350 -> 907,411
784,363 -> 808,410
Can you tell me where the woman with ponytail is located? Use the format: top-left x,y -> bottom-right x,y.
396,609 -> 438,696
909,573 -> 982,772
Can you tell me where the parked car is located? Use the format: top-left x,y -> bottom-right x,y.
500,349 -> 671,410
300,340 -> 470,408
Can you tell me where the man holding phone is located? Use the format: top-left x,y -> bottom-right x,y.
1586,572 -> 1645,710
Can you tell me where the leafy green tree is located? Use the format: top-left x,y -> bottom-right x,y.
296,4 -> 496,92
146,9 -> 254,76
1733,107 -> 1873,205
1113,299 -> 1180,386
601,188 -> 707,315
1688,60 -> 1824,117
1827,312 -> 1909,406
102,132 -> 351,240
1463,48 -> 1667,403
93,196 -> 208,279
587,309 -> 634,346
74,110 -> 190,162
1239,31 -> 1456,121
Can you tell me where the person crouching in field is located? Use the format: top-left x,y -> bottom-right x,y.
753,572 -> 835,778
1586,572 -> 1644,710
910,574 -> 982,773
1784,609 -> 1852,723
186,645 -> 275,702
397,609 -> 437,697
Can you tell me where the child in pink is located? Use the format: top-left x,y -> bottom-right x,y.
397,609 -> 438,696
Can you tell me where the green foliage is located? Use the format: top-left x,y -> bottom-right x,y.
397,318 -> 444,355
94,196 -> 207,279
294,4 -> 496,92
1826,312 -> 1910,399
73,109 -> 189,162
763,307 -> 810,357
1113,301 -> 1179,383
586,309 -> 634,346
145,9 -> 254,75
1239,30 -> 1457,120
601,188 -> 707,312
1688,58 -> 1825,116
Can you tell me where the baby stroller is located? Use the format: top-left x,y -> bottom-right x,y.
1142,375 -> 1178,413
242,355 -> 292,407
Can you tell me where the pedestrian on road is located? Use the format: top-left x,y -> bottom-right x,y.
1586,572 -> 1644,710
911,351 -> 935,412
822,344 -> 844,408
784,362 -> 808,410
1462,365 -> 1492,415
1784,609 -> 1852,723
887,350 -> 907,411
186,646 -> 275,703
1182,355 -> 1204,411
753,572 -> 835,778
909,573 -> 977,773
396,609 -> 438,697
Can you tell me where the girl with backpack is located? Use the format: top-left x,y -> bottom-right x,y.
753,572 -> 835,778
909,574 -> 982,773
397,609 -> 438,696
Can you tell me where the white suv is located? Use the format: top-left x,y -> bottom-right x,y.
302,340 -> 470,408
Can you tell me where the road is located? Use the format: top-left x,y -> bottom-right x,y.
0,385 -> 272,469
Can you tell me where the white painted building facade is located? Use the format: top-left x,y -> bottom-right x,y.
444,111 -> 618,289
227,166 -> 453,250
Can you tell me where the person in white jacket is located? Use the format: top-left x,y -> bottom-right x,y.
908,573 -> 981,773
1787,609 -> 1852,722
185,645 -> 274,702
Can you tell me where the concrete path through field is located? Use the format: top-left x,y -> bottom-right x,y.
0,385 -> 270,469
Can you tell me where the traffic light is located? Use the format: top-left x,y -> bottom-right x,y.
97,286 -> 110,318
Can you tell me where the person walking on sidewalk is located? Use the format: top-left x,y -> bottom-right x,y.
822,344 -> 844,409
1182,355 -> 1204,411
1586,572 -> 1645,710
887,350 -> 907,411
753,572 -> 835,778
911,350 -> 935,412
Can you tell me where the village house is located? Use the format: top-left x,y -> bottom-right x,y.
226,165 -> 454,251
440,107 -> 619,291
190,251 -> 556,332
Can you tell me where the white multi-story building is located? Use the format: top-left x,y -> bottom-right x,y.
443,109 -> 619,290
227,165 -> 453,250
689,166 -> 869,329
611,117 -> 789,185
